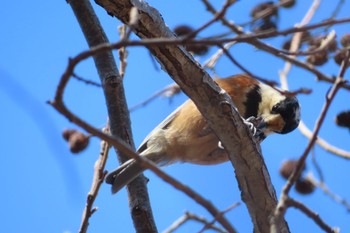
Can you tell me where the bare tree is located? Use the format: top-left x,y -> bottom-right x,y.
51,0 -> 350,232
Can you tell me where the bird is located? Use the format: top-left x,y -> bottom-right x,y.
105,74 -> 301,193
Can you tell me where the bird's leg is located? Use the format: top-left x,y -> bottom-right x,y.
218,141 -> 224,149
217,116 -> 266,149
244,116 -> 266,142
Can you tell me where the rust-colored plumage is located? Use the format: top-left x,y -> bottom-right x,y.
105,74 -> 300,193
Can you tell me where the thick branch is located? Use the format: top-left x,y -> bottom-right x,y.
68,0 -> 157,232
51,42 -> 236,232
94,0 -> 289,232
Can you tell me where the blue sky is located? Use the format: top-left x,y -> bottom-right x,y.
1,1 -> 350,233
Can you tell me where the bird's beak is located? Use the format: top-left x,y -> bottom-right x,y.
257,118 -> 267,131
253,117 -> 267,142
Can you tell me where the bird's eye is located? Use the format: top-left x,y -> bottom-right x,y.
271,104 -> 279,114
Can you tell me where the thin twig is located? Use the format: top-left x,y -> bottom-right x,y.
163,211 -> 228,233
118,25 -> 128,79
208,0 -> 350,40
198,202 -> 240,233
72,73 -> 102,87
307,173 -> 350,212
50,51 -> 237,232
50,102 -> 237,232
163,214 -> 190,233
129,83 -> 181,112
203,42 -> 236,71
279,30 -> 336,56
311,148 -> 324,183
201,0 -> 350,90
220,45 -> 311,96
51,24 -> 350,91
286,198 -> 339,233
279,0 -> 350,160
273,49 -> 349,231
201,0 -> 242,34
79,125 -> 110,233
324,0 -> 346,32
280,0 -> 320,90
239,0 -> 294,27
184,0 -> 236,40
219,45 -> 277,86
298,121 -> 350,159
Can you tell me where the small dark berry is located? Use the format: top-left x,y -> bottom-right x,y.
335,111 -> 350,129
295,178 -> 315,195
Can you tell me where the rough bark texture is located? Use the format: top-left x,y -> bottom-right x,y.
69,0 -> 158,232
94,0 -> 290,232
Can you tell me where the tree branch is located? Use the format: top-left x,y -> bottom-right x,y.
272,49 -> 349,231
50,40 -> 236,233
79,125 -> 110,233
286,198 -> 338,233
68,0 -> 157,232
94,0 -> 289,232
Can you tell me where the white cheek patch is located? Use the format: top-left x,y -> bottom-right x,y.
258,83 -> 286,115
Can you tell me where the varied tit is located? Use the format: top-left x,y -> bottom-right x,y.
105,74 -> 300,193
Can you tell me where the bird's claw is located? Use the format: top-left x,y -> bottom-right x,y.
218,141 -> 224,149
244,116 -> 266,142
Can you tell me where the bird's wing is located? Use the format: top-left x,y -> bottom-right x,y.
137,101 -> 187,153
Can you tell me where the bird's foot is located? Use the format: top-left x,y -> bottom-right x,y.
244,116 -> 266,142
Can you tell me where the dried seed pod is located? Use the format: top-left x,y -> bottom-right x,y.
279,159 -> 305,180
308,35 -> 323,47
334,48 -> 350,66
295,178 -> 315,195
62,129 -> 76,141
306,50 -> 328,66
62,129 -> 90,154
340,33 -> 350,48
280,0 -> 296,8
327,38 -> 338,53
173,25 -> 208,55
68,131 -> 90,154
308,35 -> 338,52
174,25 -> 195,38
300,31 -> 312,43
251,2 -> 278,20
335,111 -> 350,129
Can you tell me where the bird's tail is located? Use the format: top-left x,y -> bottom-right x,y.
105,152 -> 169,194
105,159 -> 146,194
